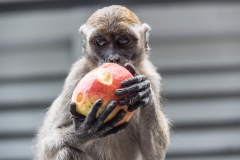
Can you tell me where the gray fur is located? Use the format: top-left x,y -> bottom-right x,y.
34,5 -> 170,160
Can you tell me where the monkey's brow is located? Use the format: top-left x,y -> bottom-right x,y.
94,26 -> 137,36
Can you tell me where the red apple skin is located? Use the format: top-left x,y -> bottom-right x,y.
71,63 -> 134,126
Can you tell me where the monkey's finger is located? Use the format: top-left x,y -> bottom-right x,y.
70,103 -> 82,118
128,97 -> 150,112
100,122 -> 128,137
71,103 -> 86,126
70,103 -> 77,116
97,101 -> 117,124
85,99 -> 102,125
98,109 -> 126,135
120,75 -> 147,87
124,63 -> 139,76
118,88 -> 151,106
116,79 -> 150,96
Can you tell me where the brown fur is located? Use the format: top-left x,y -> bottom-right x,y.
86,5 -> 141,36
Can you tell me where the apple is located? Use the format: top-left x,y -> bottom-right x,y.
71,63 -> 134,126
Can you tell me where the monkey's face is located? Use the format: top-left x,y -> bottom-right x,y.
89,32 -> 140,67
79,5 -> 150,68
80,25 -> 149,68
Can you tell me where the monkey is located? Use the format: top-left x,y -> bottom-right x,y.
34,5 -> 170,160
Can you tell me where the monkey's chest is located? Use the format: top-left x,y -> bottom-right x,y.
86,131 -> 141,160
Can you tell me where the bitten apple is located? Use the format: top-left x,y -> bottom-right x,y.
71,63 -> 134,126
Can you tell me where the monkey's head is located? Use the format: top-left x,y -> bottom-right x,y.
79,5 -> 151,68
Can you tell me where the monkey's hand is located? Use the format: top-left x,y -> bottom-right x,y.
69,100 -> 128,142
115,63 -> 152,112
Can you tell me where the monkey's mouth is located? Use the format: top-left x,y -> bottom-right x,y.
99,60 -> 131,68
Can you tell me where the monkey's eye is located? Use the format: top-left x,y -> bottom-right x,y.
117,36 -> 130,46
95,37 -> 108,47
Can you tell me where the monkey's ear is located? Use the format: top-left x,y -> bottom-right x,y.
142,23 -> 151,50
79,24 -> 95,40
142,23 -> 151,33
79,24 -> 86,36
142,23 -> 151,39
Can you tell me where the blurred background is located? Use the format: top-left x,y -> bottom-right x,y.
0,0 -> 240,160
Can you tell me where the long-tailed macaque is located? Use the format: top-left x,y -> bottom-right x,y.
35,5 -> 170,160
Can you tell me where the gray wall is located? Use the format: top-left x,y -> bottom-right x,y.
1,2 -> 240,160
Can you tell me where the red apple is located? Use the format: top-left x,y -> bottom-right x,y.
71,63 -> 134,126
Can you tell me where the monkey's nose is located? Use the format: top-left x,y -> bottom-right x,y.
109,57 -> 120,63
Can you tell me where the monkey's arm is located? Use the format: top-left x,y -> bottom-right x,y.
138,91 -> 170,160
116,63 -> 170,160
35,59 -> 128,159
36,95 -> 127,160
35,96 -> 95,160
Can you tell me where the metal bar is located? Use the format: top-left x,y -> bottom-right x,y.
166,148 -> 240,158
0,0 -> 240,13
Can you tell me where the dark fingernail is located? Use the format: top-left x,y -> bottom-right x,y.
116,89 -> 125,96
70,115 -> 79,119
96,99 -> 102,104
110,101 -> 117,106
70,102 -> 76,107
121,81 -> 130,87
128,105 -> 135,112
118,99 -> 127,106
70,103 -> 76,113
122,80 -> 127,84
120,109 -> 126,116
